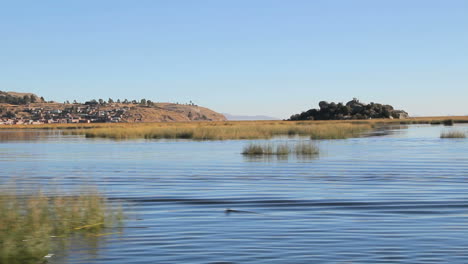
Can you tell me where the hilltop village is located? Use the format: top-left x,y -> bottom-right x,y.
0,91 -> 226,125
0,103 -> 129,125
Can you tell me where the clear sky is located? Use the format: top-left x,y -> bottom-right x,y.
1,0 -> 467,118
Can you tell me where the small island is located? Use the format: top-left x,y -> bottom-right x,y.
289,98 -> 409,121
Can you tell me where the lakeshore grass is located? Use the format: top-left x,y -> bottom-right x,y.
0,188 -> 122,264
2,116 -> 468,141
2,116 -> 468,131
440,131 -> 466,138
62,121 -> 373,140
242,141 -> 319,156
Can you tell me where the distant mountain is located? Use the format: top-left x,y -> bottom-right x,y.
223,113 -> 280,121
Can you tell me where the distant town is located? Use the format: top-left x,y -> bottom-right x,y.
0,103 -> 130,125
0,91 -> 226,125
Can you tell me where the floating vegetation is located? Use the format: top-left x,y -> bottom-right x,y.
440,131 -> 466,138
242,142 -> 319,156
0,188 -> 122,264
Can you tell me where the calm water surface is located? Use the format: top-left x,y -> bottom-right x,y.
1,125 -> 468,263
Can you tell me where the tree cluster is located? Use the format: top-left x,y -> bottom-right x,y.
0,92 -> 39,105
289,98 -> 409,120
83,98 -> 155,107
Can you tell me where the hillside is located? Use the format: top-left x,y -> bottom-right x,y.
0,91 -> 45,104
0,94 -> 226,124
223,113 -> 280,121
119,103 -> 226,122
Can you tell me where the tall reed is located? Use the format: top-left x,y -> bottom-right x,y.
64,121 -> 373,140
242,141 -> 319,156
440,131 -> 466,138
294,142 -> 319,155
0,189 -> 122,264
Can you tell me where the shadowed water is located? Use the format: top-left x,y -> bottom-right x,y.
1,125 -> 468,263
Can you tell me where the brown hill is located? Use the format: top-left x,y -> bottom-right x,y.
0,91 -> 45,104
0,90 -> 225,122
5,91 -> 41,99
0,101 -> 226,123
119,103 -> 226,122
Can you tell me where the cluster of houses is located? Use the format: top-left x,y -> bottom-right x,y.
0,105 -> 130,125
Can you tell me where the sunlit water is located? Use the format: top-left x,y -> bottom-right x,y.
1,125 -> 468,263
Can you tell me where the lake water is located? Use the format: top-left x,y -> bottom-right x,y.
1,124 -> 468,263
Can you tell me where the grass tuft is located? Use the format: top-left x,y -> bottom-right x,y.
294,142 -> 319,155
276,144 -> 290,155
0,189 -> 122,264
242,141 -> 319,156
440,131 -> 466,138
242,143 -> 275,155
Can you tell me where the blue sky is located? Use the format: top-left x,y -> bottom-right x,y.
1,0 -> 467,118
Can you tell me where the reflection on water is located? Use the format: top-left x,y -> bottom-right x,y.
1,124 -> 468,263
243,153 -> 319,163
363,124 -> 409,137
0,130 -> 63,142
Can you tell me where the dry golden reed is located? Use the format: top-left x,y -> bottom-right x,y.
242,141 -> 319,156
2,116 -> 468,140
0,189 -> 122,264
440,131 -> 466,138
63,121 -> 374,140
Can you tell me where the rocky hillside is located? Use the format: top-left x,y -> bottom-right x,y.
289,98 -> 409,120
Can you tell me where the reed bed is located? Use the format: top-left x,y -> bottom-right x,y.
63,121 -> 374,140
440,131 -> 466,138
294,142 -> 320,155
242,143 -> 291,155
0,189 -> 122,264
242,141 -> 319,156
3,116 -> 468,140
2,116 -> 468,131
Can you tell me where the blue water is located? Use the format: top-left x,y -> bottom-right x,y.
1,124 -> 468,263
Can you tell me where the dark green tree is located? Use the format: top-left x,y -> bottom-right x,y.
23,95 -> 31,104
5,111 -> 16,119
